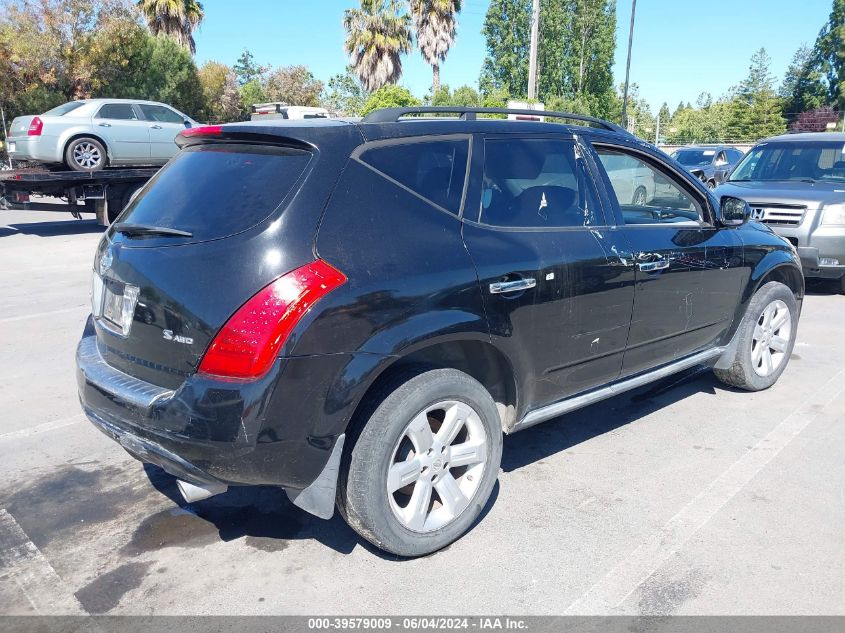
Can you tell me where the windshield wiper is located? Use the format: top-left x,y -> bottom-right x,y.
113,223 -> 193,238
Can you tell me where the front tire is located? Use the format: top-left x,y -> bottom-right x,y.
714,281 -> 799,391
65,137 -> 106,172
632,186 -> 648,206
338,368 -> 503,557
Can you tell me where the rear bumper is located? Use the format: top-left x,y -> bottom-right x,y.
6,135 -> 62,163
75,320 -> 349,495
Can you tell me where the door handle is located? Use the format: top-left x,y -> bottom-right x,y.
489,278 -> 536,294
98,122 -> 111,127
637,259 -> 670,272
150,124 -> 163,129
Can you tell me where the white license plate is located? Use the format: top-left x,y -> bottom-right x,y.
7,142 -> 15,153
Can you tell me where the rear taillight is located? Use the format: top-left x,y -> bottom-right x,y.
180,125 -> 223,138
28,117 -> 43,136
198,260 -> 346,380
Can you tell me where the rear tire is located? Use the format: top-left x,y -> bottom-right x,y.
65,137 -> 106,172
714,281 -> 798,391
338,368 -> 502,557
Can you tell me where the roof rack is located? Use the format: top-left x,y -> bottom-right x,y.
360,106 -> 628,134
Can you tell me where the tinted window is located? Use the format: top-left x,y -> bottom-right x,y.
43,102 -> 85,116
730,140 -> 845,182
727,149 -> 744,163
97,104 -> 138,120
596,148 -> 702,225
119,144 -> 311,241
673,149 -> 715,167
359,139 -> 468,214
139,104 -> 185,124
480,138 -> 599,228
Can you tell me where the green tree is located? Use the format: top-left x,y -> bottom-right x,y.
136,0 -> 204,54
265,65 -> 324,107
239,79 -> 267,114
780,45 -> 828,116
814,0 -> 845,109
430,84 -> 481,106
344,0 -> 413,92
321,68 -> 369,116
198,61 -> 241,122
233,49 -> 269,86
725,48 -> 786,140
480,0 -> 615,116
479,0 -> 530,97
360,84 -> 420,115
409,0 -> 461,95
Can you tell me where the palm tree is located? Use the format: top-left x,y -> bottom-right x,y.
343,0 -> 412,93
409,0 -> 461,95
137,0 -> 205,55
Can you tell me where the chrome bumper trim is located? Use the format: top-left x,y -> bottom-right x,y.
76,336 -> 174,409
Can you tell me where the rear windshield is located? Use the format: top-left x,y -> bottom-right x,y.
120,144 -> 311,241
43,102 -> 86,116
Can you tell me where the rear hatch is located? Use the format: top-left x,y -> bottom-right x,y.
91,141 -> 316,389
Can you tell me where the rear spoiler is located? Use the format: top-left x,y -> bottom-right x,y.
175,125 -> 313,150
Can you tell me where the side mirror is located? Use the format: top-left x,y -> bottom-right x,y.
184,119 -> 192,128
720,196 -> 750,226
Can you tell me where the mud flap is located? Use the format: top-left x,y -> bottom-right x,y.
286,434 -> 345,520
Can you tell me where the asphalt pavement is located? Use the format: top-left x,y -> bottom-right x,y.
1,207 -> 843,616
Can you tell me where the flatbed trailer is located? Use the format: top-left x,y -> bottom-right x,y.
0,167 -> 159,225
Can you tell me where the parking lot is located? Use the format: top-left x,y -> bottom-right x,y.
1,206 -> 843,616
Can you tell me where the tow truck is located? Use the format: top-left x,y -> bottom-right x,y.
0,165 -> 159,225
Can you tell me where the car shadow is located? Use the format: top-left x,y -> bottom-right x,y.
804,278 -> 842,296
143,462 -> 498,561
0,219 -> 102,238
141,367 -> 718,559
502,365 -> 722,473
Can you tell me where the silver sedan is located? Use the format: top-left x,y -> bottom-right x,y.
6,99 -> 199,172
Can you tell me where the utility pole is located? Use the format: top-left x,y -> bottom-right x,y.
527,0 -> 540,100
621,0 -> 637,128
654,111 -> 660,146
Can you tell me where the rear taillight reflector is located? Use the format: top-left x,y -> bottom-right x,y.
198,260 -> 346,380
28,116 -> 43,136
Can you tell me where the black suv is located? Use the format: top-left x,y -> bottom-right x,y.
77,107 -> 803,556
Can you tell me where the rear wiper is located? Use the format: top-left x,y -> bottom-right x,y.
113,223 -> 193,238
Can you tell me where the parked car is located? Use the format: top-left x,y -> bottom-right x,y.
250,103 -> 330,121
671,145 -> 744,189
716,132 -> 845,293
76,107 -> 803,557
6,99 -> 199,172
600,150 -> 656,205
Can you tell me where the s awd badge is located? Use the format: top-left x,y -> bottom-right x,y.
163,330 -> 194,345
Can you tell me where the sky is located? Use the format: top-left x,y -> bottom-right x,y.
193,0 -> 834,113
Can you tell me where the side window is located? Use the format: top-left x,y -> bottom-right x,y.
595,148 -> 703,226
358,139 -> 468,214
728,149 -> 743,163
139,104 -> 185,124
96,103 -> 138,120
480,138 -> 601,228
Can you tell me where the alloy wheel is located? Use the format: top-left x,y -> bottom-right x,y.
387,400 -> 488,533
751,299 -> 792,377
73,142 -> 102,170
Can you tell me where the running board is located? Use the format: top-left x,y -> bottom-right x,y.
511,347 -> 725,433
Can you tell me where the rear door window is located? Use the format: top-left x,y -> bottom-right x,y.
139,104 -> 185,124
119,144 -> 311,242
96,103 -> 139,120
357,138 -> 469,214
479,137 -> 601,228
